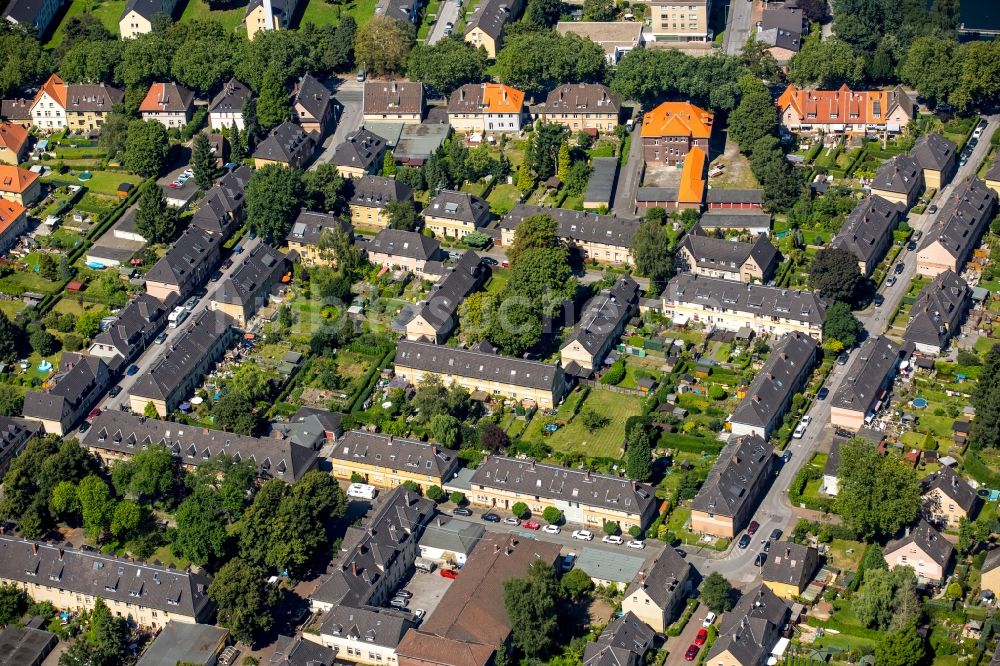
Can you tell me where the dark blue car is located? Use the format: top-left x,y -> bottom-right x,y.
127,364 -> 140,376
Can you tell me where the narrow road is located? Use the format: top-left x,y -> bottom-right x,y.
612,123 -> 643,218
311,79 -> 364,170
722,0 -> 753,55
426,0 -> 459,44
663,604 -> 710,666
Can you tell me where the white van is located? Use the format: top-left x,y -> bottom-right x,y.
347,483 -> 377,500
168,307 -> 189,329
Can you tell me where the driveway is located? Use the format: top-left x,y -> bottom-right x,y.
426,0 -> 460,44
663,604 -> 710,666
722,0 -> 754,55
612,123 -> 643,218
311,78 -> 365,170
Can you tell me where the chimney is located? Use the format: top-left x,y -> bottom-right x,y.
639,571 -> 646,587
351,561 -> 358,576
32,543 -> 37,555
58,548 -> 64,560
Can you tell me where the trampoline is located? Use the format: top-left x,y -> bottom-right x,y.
912,397 -> 928,409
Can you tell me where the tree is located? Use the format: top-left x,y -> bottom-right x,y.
522,0 -> 562,29
406,39 -> 489,95
303,163 -> 348,214
603,520 -> 619,535
579,409 -> 609,432
430,414 -> 462,448
810,248 -> 864,305
561,568 -> 595,599
625,428 -> 653,481
355,16 -> 415,76
503,562 -> 564,657
110,500 -> 141,540
144,401 -> 159,418
970,344 -> 1000,449
797,0 -> 827,20
459,292 -> 497,344
582,0 -> 616,20
542,506 -> 562,524
516,162 -> 535,195
382,150 -> 397,177
823,301 -> 864,348
191,132 -> 219,190
386,199 -> 421,231
836,438 -> 921,540
700,572 -> 735,613
173,489 -> 228,566
256,67 -> 291,131
29,330 -> 57,356
124,119 -> 170,177
526,122 -> 569,181
900,36 -> 962,108
0,311 -> 21,362
111,445 -> 175,502
0,583 -> 26,625
479,423 -> 509,452
208,558 -> 280,645
494,32 -> 607,95
875,624 -> 927,666
425,485 -> 445,502
511,501 -> 529,519
729,76 -> 778,151
245,164 -> 302,244
134,180 -> 178,244
788,37 -> 864,87
508,214 -> 560,266
740,38 -> 780,80
0,385 -> 23,417
0,26 -> 50,99
213,393 -> 261,435
449,491 -> 466,505
77,475 -> 115,537
631,215 -> 674,286
60,598 -> 129,666
556,142 -> 570,182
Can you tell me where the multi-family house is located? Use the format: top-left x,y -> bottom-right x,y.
191,165 -> 253,241
729,332 -> 818,441
910,132 -> 957,190
691,434 -> 774,537
119,0 -> 179,38
706,585 -> 789,666
904,270 -> 970,356
641,101 -> 713,166
762,542 -> 819,599
332,128 -> 387,179
417,516 -> 485,566
1,98 -> 32,128
917,176 -> 998,277
422,190 -> 490,239
660,273 -> 827,339
830,195 -> 900,276
830,335 -> 901,431
209,243 -> 290,325
88,293 -> 168,371
756,6 -> 804,59
285,210 -> 353,266
500,204 -> 638,265
582,613 -> 656,666
0,199 -> 27,255
676,225 -> 779,282
554,22 -> 643,64
139,82 -> 194,129
532,83 -> 621,132
244,0 -> 301,38
0,416 -> 41,478
29,74 -> 67,131
776,84 -> 915,135
292,73 -> 334,136
349,175 -> 414,229
560,276 -> 640,376
29,75 -> 123,133
0,164 -> 41,206
620,548 -> 692,632
0,121 -> 28,164
144,225 -> 221,302
404,251 -> 485,342
128,310 -> 237,417
643,0 -> 713,42
375,0 -> 420,22
364,81 -> 424,124
921,466 -> 979,528
869,155 -> 924,208
447,83 -> 525,134
981,549 -> 1000,596
209,78 -> 251,131
394,339 -> 567,408
366,228 -> 441,275
463,0 -> 521,57
820,438 -> 842,496
884,519 -> 954,584
22,353 -> 110,436
330,430 -> 459,491
252,121 -> 317,169
1,0 -> 63,36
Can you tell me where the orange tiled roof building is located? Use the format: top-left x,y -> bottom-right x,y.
640,101 -> 713,166
776,84 -> 915,135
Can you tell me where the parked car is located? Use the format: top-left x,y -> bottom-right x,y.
738,534 -> 752,549
837,351 -> 849,365
413,609 -> 425,622
817,387 -> 829,400
747,520 -> 760,536
782,450 -> 792,463
703,612 -> 717,627
885,275 -> 897,287
695,629 -> 708,645
754,552 -> 768,567
482,257 -> 498,266
762,540 -> 772,553
894,262 -> 905,274
503,517 -> 520,525
126,364 -> 140,376
793,422 -> 807,439
357,70 -> 366,81
562,553 -> 576,572
109,385 -> 122,398
626,540 -> 645,550
770,528 -> 783,541
522,520 -> 540,530
210,270 -> 223,282
907,240 -> 917,251
542,524 -> 560,534
78,422 -> 91,434
87,408 -> 102,420
928,205 -> 938,214
602,534 -> 624,545
389,597 -> 408,608
481,513 -> 500,523
453,507 -> 472,516
395,590 -> 413,599
155,332 -> 168,344
572,530 -> 594,541
684,644 -> 699,661
439,568 -> 458,579
674,548 -> 687,558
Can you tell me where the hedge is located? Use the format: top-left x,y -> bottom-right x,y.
665,598 -> 699,636
804,615 -> 882,640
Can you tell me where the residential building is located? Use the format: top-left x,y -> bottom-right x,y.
905,270 -> 970,355
820,438 -> 841,496
208,78 -> 251,131
268,406 -> 341,451
139,82 -> 194,129
422,190 -> 490,239
331,128 -> 387,179
691,434 -> 774,537
554,22 -> 643,63
1,98 -> 31,127
729,332 -> 818,441
29,74 -> 67,131
144,225 -> 221,302
22,354 -> 109,436
830,195 -> 901,276
676,225 -> 779,282
582,613 -> 655,666
418,516 -> 486,566
917,176 -> 998,277
621,547 -> 692,632
921,466 -> 979,528
981,549 -> 1000,596
0,199 -> 28,255
706,585 -> 789,666
0,164 -> 40,206
313,607 -> 414,666
0,122 -> 29,164
331,430 -> 459,491
0,416 -> 41,478
447,83 -> 525,134
375,0 -> 420,22
364,81 -> 424,124
244,0 -> 300,38
640,101 -> 713,166
136,623 -> 229,666
468,456 -> 657,530
776,84 -> 915,135
128,310 -> 237,417
1,0 -> 63,36
986,155 -> 1000,197
404,251 -> 485,342
910,132 -> 957,190
349,175 -> 414,229
500,205 -> 638,265
532,83 -> 621,132
396,533 -> 561,666
253,121 -> 316,169
268,635 -> 336,666
82,410 -> 319,482
366,228 -> 442,274
761,542 -> 819,599
660,273 -> 827,340
209,243 -> 290,325
191,165 -> 253,241
560,276 -> 640,376
884,520 -> 954,584
289,406 -> 342,444
88,293 -> 168,370
756,6 -> 804,59
292,73 -> 334,136
644,0 -> 713,42
830,335 -> 901,431
464,0 -> 521,58
869,155 -> 924,208
0,536 -> 212,627
285,210 -> 353,265
28,75 -> 123,133
119,0 -> 179,38
0,622 -> 58,666
395,339 -> 567,408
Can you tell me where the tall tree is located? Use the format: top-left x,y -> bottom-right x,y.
625,427 -> 653,481
256,67 -> 291,132
729,76 -> 778,152
582,0 -> 616,20
245,164 -> 303,244
875,624 -> 927,666
124,119 -> 170,177
386,199 -> 420,231
77,475 -> 115,538
173,488 -> 228,566
354,16 -> 415,76
809,247 -> 864,305
823,301 -> 864,348
191,132 -> 219,190
503,562 -> 564,657
134,181 -> 178,243
836,438 -> 921,539
970,344 -> 1000,449
494,31 -> 607,95
207,558 -> 280,644
405,39 -> 489,95
700,572 -> 735,612
0,311 -> 21,362
522,0 -> 563,29
507,214 -> 560,266
630,214 -> 674,286
788,37 -> 864,87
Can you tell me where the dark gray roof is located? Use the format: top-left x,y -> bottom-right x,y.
983,548 -> 1000,577
698,210 -> 771,229
708,585 -> 788,666
364,81 -> 424,116
212,243 -> 289,307
830,195 -> 900,267
761,541 -> 817,589
823,439 -> 841,477
910,132 -> 956,172
425,190 -> 490,227
706,189 -> 765,205
286,210 -> 352,247
332,128 -> 387,170
623,546 -> 690,609
121,0 -> 174,22
464,0 -> 516,39
22,354 -> 108,422
90,293 -> 167,360
583,612 -> 655,666
584,157 -> 618,206
501,204 -> 638,250
253,121 -> 316,165
319,606 -> 414,650
535,83 -> 621,116
209,78 -> 251,115
986,155 -> 1000,183
292,406 -> 343,434
0,416 -> 41,465
0,535 -> 211,619
67,84 -> 124,112
830,335 -> 901,414
334,430 -> 459,480
921,465 -> 978,515
268,635 -> 336,666
871,155 -> 923,196
136,622 -> 229,666
350,175 -> 413,209
1,98 -> 31,122
680,225 -> 778,274
730,332 -> 817,429
145,225 -> 221,288
691,434 -> 773,519
244,0 -> 299,22
0,624 -> 57,666
82,410 -> 319,482
470,456 -> 656,517
563,276 -> 640,356
412,251 -> 484,333
758,7 -> 803,51
396,339 -> 564,392
293,73 -> 332,121
918,176 -> 998,261
368,228 -> 439,261
1,0 -> 61,32
375,0 -> 417,22
663,273 -> 827,328
884,519 -> 954,569
905,270 -> 969,351
192,165 -> 253,237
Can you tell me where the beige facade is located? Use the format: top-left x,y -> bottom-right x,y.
119,10 -> 153,38
661,298 -> 823,339
982,560 -> 1000,595
396,362 -> 562,409
424,213 -> 477,238
829,405 -> 865,432
498,226 -> 633,266
245,4 -> 278,39
987,174 -> 1000,197
645,0 -> 712,41
689,512 -> 737,538
535,109 -> 618,133
923,486 -> 972,527
706,649 -> 744,666
286,239 -> 329,266
350,203 -> 391,229
0,176 -> 40,207
676,245 -> 770,283
465,27 -> 499,58
869,186 -> 912,208
466,484 -> 645,531
404,314 -> 438,342
917,241 -> 965,278
885,544 -> 946,584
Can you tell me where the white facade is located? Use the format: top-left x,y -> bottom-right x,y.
30,90 -> 65,131
210,109 -> 245,132
119,10 -> 153,38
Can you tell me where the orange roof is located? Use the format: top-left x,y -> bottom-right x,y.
0,165 -> 38,194
0,122 -> 28,155
678,147 -> 706,204
33,74 -> 67,109
482,83 -> 524,114
641,101 -> 714,139
139,83 -> 168,112
777,84 -> 895,126
0,199 -> 25,235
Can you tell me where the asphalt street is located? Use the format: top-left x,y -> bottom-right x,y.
722,0 -> 753,55
311,79 -> 364,170
612,123 -> 644,217
426,0 -> 460,44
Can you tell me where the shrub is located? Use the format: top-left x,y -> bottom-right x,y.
601,360 -> 626,385
449,491 -> 466,505
350,472 -> 366,484
401,480 -> 421,494
603,520 -> 619,536
542,506 -> 562,524
426,485 -> 446,502
628,525 -> 642,538
581,409 -> 610,431
511,501 -> 529,519
708,385 -> 726,401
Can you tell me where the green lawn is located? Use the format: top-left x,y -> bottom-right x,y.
0,271 -> 62,295
47,0 -> 127,47
487,184 -> 521,215
521,388 -> 643,458
44,171 -> 143,198
301,0 -> 379,27
177,0 -> 248,32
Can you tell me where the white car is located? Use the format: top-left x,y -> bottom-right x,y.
703,612 -> 717,627
542,524 -> 560,534
602,534 -> 624,545
626,540 -> 645,550
572,530 -> 594,541
793,416 -> 810,439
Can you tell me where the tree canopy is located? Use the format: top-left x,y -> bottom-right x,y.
355,16 -> 415,76
503,561 -> 565,657
406,39 -> 489,95
124,120 -> 170,177
494,31 -> 607,95
245,164 -> 303,244
836,438 -> 921,540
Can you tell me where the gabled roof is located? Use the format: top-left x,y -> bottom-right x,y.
663,273 -> 827,328
776,84 -> 914,126
708,585 -> 788,666
22,354 -> 107,422
192,165 -> 253,235
252,121 -> 315,164
692,434 -> 773,519
293,73 -> 333,120
678,147 -> 706,204
871,154 -> 923,196
396,339 -> 564,392
918,176 -> 997,260
368,228 -> 439,261
447,83 -> 524,115
0,199 -> 26,236
1,99 -> 31,122
364,80 -> 424,116
419,515 -> 486,555
563,276 -> 640,356
884,519 -> 954,569
33,74 -> 68,110
500,204 -> 638,249
334,430 -> 459,479
986,154 -> 1000,183
268,634 -> 337,666
144,225 -> 220,287
212,243 -> 288,307
535,83 -> 621,116
285,210 -> 351,247
244,0 -> 299,21
0,122 -> 28,155
412,251 -> 484,333
332,128 -> 387,170
120,0 -> 176,21
583,612 -> 655,666
761,541 -> 817,589
89,293 -> 168,359
680,224 -> 779,274
0,165 -> 38,194
830,335 -> 901,414
623,546 -> 690,608
758,7 -> 803,51
209,78 -> 251,115
920,465 -> 978,515
641,101 -> 713,139
730,332 -> 817,429
983,548 -> 1000,577
464,0 -> 516,39
349,175 -> 413,209
319,606 -> 414,650
424,190 -> 489,226
905,270 -> 969,350
139,82 -> 194,114
830,195 -> 900,266
910,132 -> 956,172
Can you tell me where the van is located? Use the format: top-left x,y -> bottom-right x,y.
347,483 -> 377,500
414,557 -> 436,573
168,307 -> 189,329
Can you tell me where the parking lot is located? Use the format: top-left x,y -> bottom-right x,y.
394,566 -> 454,622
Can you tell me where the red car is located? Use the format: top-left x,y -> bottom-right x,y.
684,644 -> 699,661
439,568 -> 458,579
522,520 -> 540,530
87,408 -> 102,420
747,520 -> 760,536
695,628 -> 708,646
